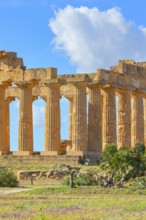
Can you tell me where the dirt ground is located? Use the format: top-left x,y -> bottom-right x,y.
0,178 -> 61,195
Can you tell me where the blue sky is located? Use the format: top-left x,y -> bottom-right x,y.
0,0 -> 146,151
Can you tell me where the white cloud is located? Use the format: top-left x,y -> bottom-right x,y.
139,25 -> 146,37
33,105 -> 45,128
49,5 -> 146,72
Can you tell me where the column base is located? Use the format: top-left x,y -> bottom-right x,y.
12,151 -> 33,156
86,151 -> 102,158
40,151 -> 63,156
67,151 -> 87,156
67,151 -> 102,157
0,151 -> 9,155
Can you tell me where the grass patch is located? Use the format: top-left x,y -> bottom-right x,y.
0,187 -> 146,220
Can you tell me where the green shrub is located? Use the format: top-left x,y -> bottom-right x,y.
0,169 -> 18,187
62,176 -> 70,186
127,177 -> 146,189
63,172 -> 97,187
133,142 -> 145,155
100,144 -> 117,170
110,147 -> 136,180
74,172 -> 97,186
78,156 -> 85,164
100,143 -> 146,182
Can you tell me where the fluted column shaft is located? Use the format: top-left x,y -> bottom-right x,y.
88,86 -> 102,152
102,87 -> 116,150
144,97 -> 146,146
117,90 -> 131,148
131,92 -> 144,146
18,83 -> 33,153
69,100 -> 73,141
72,83 -> 87,152
44,83 -> 60,153
0,85 -> 10,154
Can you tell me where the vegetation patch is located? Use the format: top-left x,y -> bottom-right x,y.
0,169 -> 18,187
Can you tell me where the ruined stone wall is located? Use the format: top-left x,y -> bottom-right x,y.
0,50 -> 146,156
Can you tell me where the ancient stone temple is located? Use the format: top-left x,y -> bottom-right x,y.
0,50 -> 146,156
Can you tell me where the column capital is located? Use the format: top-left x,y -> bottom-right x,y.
116,88 -> 130,93
70,81 -> 87,88
6,97 -> 15,104
87,83 -> 102,89
102,84 -> 115,91
143,93 -> 146,98
0,81 -> 11,88
32,96 -> 38,102
131,90 -> 144,97
14,80 -> 38,88
40,95 -> 47,102
115,88 -> 131,96
43,79 -> 64,87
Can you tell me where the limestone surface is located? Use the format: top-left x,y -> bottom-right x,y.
1,50 -> 146,156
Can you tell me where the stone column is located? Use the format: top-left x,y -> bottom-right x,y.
131,92 -> 144,147
144,97 -> 146,146
88,86 -> 102,154
69,99 -> 73,150
117,89 -> 131,148
14,82 -> 34,155
0,83 -> 10,155
68,82 -> 87,155
42,82 -> 61,155
102,87 -> 116,150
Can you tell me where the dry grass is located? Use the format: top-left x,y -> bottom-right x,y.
0,183 -> 146,220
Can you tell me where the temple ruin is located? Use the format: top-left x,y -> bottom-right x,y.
0,50 -> 146,156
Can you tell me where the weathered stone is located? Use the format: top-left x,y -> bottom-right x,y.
87,85 -> 102,153
102,86 -> 117,150
131,92 -> 144,146
1,50 -> 146,156
117,89 -> 131,148
47,169 -> 62,179
68,82 -> 87,154
41,81 -> 61,155
0,83 -> 10,154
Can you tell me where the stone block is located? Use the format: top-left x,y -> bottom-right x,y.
67,151 -> 87,156
40,151 -> 62,156
12,151 -> 33,156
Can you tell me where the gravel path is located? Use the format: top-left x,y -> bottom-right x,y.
0,188 -> 31,195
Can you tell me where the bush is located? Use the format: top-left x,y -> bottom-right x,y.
100,143 -> 146,182
133,142 -> 145,155
110,147 -> 136,180
74,172 -> 97,186
100,144 -> 117,170
63,172 -> 97,187
0,169 -> 18,187
78,156 -> 85,164
75,173 -> 96,186
62,176 -> 70,186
